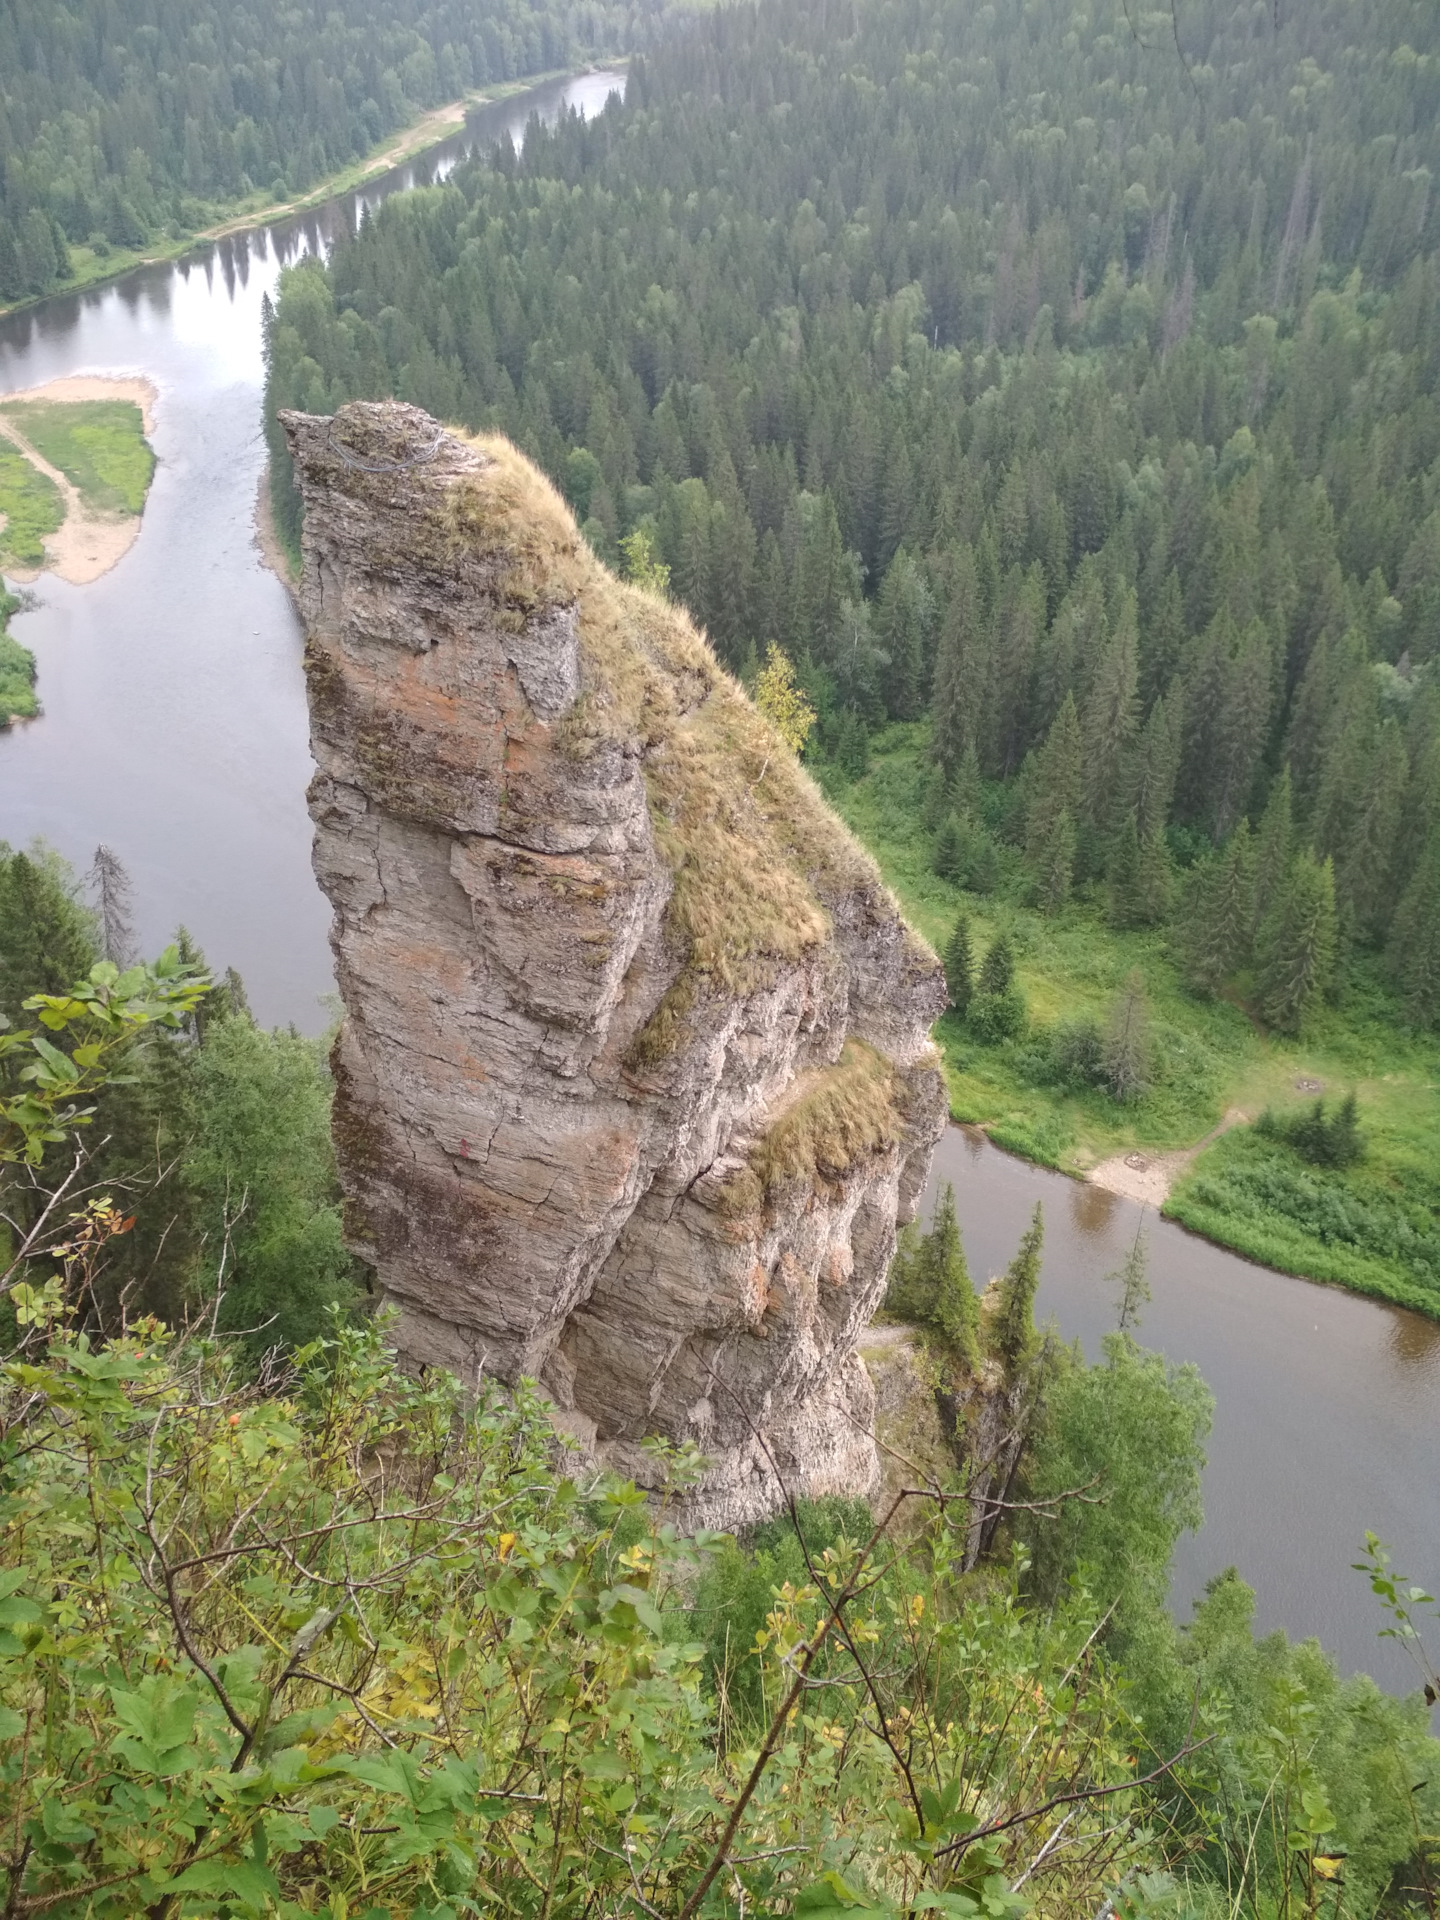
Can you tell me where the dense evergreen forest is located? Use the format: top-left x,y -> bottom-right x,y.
0,0 -> 656,302
266,0 -> 1440,1304
267,0 -> 1440,1032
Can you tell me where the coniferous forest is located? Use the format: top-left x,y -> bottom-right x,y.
0,0 -> 656,301
266,0 -> 1440,1308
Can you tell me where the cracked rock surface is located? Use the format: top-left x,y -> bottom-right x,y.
283,400 -> 948,1527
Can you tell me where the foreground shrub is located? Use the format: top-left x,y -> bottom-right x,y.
0,1312 -> 1204,1918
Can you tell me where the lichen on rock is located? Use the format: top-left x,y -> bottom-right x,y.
282,399 -> 948,1528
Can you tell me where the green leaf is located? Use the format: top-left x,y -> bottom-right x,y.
794,1870 -> 894,1916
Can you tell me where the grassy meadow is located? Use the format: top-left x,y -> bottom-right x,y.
0,437 -> 63,567
823,723 -> 1440,1317
0,399 -> 153,514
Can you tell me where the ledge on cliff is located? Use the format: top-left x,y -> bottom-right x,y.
282,400 -> 948,1529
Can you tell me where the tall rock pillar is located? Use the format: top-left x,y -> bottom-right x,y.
283,400 -> 947,1526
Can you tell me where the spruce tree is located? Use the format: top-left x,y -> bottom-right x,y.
1109,813 -> 1172,928
1140,568 -> 1186,705
0,847 -> 98,1023
1033,807 -> 1077,915
883,1185 -> 978,1368
1128,688 -> 1183,842
884,1219 -> 925,1320
1251,768 -> 1295,937
1106,1222 -> 1152,1332
1182,821 -> 1254,994
944,913 -> 975,1013
1024,693 -> 1084,868
1102,970 -> 1152,1102
952,740 -> 984,822
978,935 -> 1015,997
1388,823 -> 1440,1028
89,845 -> 136,967
932,815 -> 963,882
1081,595 -> 1139,835
1256,849 -> 1338,1034
931,545 -> 981,776
921,766 -> 953,834
990,1203 -> 1043,1379
1133,821 -> 1174,926
928,1182 -> 979,1368
1337,716 -> 1407,946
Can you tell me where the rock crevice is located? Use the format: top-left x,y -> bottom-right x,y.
284,400 -> 947,1527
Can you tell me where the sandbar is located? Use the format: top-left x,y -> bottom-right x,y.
0,374 -> 158,586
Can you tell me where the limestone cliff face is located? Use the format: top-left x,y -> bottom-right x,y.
283,400 -> 947,1526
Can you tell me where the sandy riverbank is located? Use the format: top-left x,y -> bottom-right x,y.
1086,1107 -> 1248,1205
0,374 -> 157,585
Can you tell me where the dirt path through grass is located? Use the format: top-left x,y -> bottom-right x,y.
1087,1108 -> 1250,1206
0,377 -> 156,584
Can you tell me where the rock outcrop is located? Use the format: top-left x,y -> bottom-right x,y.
283,400 -> 948,1527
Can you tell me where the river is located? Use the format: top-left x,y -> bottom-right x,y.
922,1128 -> 1440,1698
0,68 -> 623,1028
0,66 -> 1436,1703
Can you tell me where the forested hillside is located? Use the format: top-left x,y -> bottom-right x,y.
0,0 -> 653,302
266,0 -> 1440,1301
266,0 -> 1440,1016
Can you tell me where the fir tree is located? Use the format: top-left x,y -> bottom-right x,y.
1256,849 -> 1338,1035
944,913 -> 975,1013
990,1203 -> 1043,1379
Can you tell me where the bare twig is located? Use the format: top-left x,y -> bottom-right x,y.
933,1735 -> 1219,1859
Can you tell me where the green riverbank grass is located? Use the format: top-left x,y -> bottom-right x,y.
0,439 -> 63,567
823,723 -> 1440,1317
0,592 -> 36,726
0,400 -> 153,514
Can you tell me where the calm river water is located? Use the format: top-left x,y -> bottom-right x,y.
0,65 -> 1435,1700
922,1130 -> 1440,1697
0,69 -> 623,1026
